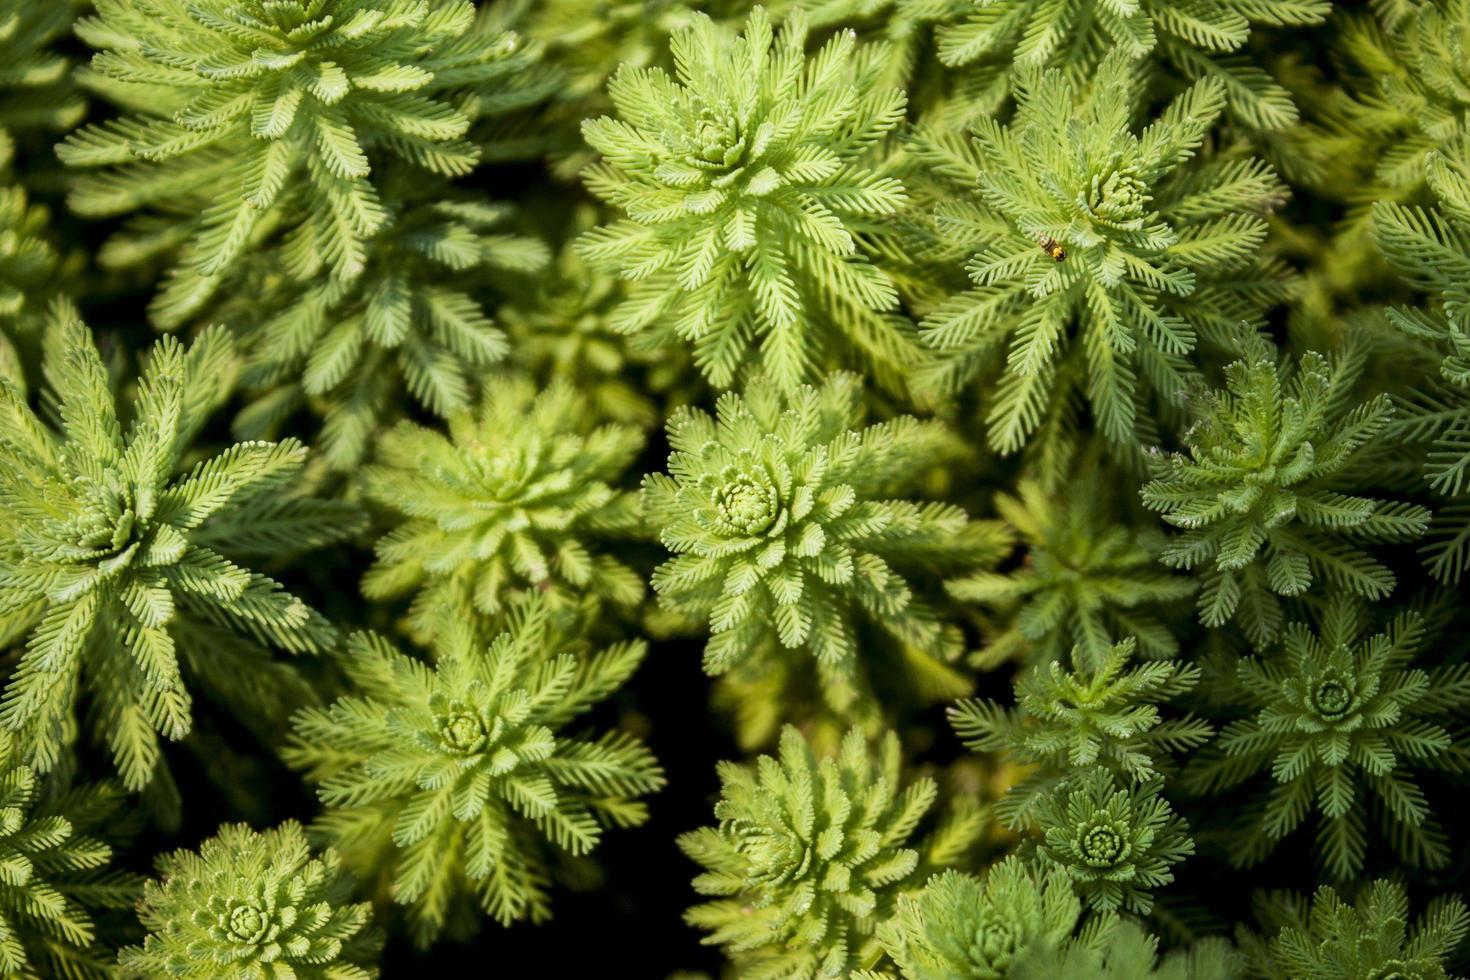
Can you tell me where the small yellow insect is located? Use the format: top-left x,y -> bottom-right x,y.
1037,234 -> 1066,262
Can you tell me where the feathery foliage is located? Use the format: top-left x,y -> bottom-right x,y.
0,731 -> 140,980
863,914 -> 1239,980
526,0 -> 713,104
951,638 -> 1212,827
228,193 -> 548,469
1185,597 -> 1470,877
119,821 -> 378,979
10,0 -> 1470,972
1141,339 -> 1430,647
1014,919 -> 1242,980
61,0 -> 543,321
1373,140 -> 1470,584
498,225 -> 697,429
644,371 -> 1010,725
0,2 -> 85,171
913,52 -> 1288,457
1033,765 -> 1193,914
679,725 -> 978,979
932,0 -> 1330,130
0,311 -> 359,789
946,471 -> 1195,668
862,857 -> 1096,980
0,187 -> 57,329
284,596 -> 663,944
579,6 -> 924,394
360,376 -> 646,644
1324,0 -> 1470,210
0,188 -> 63,393
1248,879 -> 1469,980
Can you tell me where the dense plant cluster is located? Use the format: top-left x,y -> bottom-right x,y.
119,821 -> 378,979
3,0 -> 1470,974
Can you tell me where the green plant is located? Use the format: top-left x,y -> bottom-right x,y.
1326,1 -> 1470,210
1015,919 -> 1242,980
526,0 -> 713,103
951,638 -> 1212,827
284,595 -> 663,944
912,52 -> 1288,459
933,0 -> 1330,130
1185,597 -> 1470,877
118,821 -> 378,979
0,2 -> 85,170
643,371 -> 1010,723
1141,339 -> 1430,646
0,187 -> 56,328
946,472 -> 1195,668
0,187 -> 62,392
679,724 -> 979,978
0,731 -> 140,980
1033,765 -> 1193,914
1247,879 -> 1469,980
60,0 -> 544,323
860,857 -> 1098,980
230,193 -> 549,470
862,912 -> 1241,980
578,6 -> 923,394
498,221 -> 703,428
10,0 -> 1470,972
0,310 -> 359,789
1373,138 -> 1470,583
360,375 -> 646,644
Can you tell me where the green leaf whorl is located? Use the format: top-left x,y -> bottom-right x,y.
118,821 -> 377,980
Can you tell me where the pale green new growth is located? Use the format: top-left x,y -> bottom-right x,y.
679,725 -> 975,979
1033,765 -> 1193,914
61,0 -> 540,321
914,52 -> 1287,455
579,6 -> 923,394
118,821 -> 378,980
0,311 -> 359,789
1142,340 -> 1430,647
285,596 -> 663,944
643,371 -> 1010,720
0,731 -> 141,980
1185,598 -> 1470,877
951,638 -> 1212,828
361,376 -> 646,644
867,857 -> 1097,980
231,194 -> 548,470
